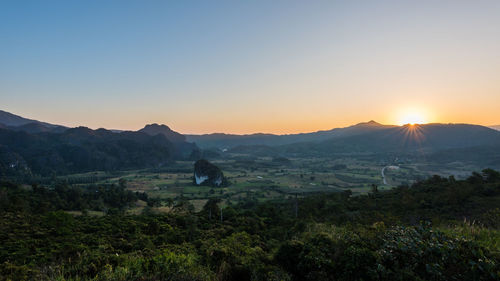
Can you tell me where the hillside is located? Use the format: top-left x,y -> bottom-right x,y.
139,123 -> 187,143
0,110 -> 66,133
1,110 -> 499,174
187,121 -> 394,148
227,123 -> 500,167
312,123 -> 500,153
0,126 -> 197,176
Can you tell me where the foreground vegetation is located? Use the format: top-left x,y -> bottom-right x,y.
1,169 -> 500,280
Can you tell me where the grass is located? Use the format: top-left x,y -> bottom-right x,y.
441,224 -> 500,253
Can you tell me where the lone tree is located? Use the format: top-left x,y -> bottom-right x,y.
202,198 -> 221,220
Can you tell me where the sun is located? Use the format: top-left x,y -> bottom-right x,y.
398,111 -> 427,126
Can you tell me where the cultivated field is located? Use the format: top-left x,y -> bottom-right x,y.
54,154 -> 479,213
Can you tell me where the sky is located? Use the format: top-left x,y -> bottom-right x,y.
1,0 -> 500,134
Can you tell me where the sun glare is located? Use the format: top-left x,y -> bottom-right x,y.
398,112 -> 427,126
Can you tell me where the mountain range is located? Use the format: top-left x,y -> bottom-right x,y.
139,123 -> 187,143
221,123 -> 500,167
1,109 -> 499,176
0,110 -> 67,133
186,120 -> 397,148
276,123 -> 500,157
0,111 -> 198,176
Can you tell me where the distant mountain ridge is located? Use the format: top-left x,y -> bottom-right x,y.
0,110 -> 188,143
139,123 -> 186,143
0,125 -> 199,176
1,109 -> 499,170
0,110 -> 67,133
0,110 -> 198,176
227,123 -> 500,168
187,120 -> 396,148
309,123 -> 500,153
0,110 -> 50,127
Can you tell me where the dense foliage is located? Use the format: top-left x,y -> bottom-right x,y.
1,170 -> 500,280
0,127 -> 198,177
0,180 -> 151,214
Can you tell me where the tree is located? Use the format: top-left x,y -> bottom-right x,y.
202,198 -> 220,220
118,178 -> 127,188
482,168 -> 500,183
166,198 -> 174,208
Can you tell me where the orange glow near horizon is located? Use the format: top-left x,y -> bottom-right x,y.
5,104 -> 500,135
395,107 -> 431,126
398,112 -> 427,126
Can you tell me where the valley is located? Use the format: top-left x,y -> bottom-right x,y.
1,110 -> 499,280
3,2 -> 500,279
54,156 -> 479,214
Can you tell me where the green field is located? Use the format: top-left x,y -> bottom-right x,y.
53,155 -> 478,214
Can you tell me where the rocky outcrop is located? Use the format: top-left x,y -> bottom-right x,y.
193,159 -> 227,187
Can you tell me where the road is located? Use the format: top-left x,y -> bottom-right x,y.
381,166 -> 388,185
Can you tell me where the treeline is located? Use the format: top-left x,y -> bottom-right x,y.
0,180 -> 152,214
1,170 -> 500,280
296,168 -> 500,227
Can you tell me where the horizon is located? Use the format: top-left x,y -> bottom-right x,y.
2,2 -> 500,277
2,108 -> 499,136
2,1 -> 500,134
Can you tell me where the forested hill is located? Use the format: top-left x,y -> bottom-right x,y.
0,109 -> 60,128
0,126 -> 198,176
228,123 -> 500,167
187,122 -> 500,169
139,123 -> 187,143
307,123 -> 500,153
0,110 -> 67,133
187,120 -> 394,148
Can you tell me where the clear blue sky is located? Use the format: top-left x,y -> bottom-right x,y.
1,0 -> 499,133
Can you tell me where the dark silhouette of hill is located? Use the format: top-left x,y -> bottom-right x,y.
0,126 -> 197,176
311,123 -> 500,153
1,109 -> 498,171
228,123 -> 500,167
428,145 -> 500,167
0,110 -> 67,133
139,124 -> 197,158
490,125 -> 500,131
0,110 -> 49,126
7,122 -> 67,134
187,120 -> 395,148
139,123 -> 186,143
0,111 -> 200,176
